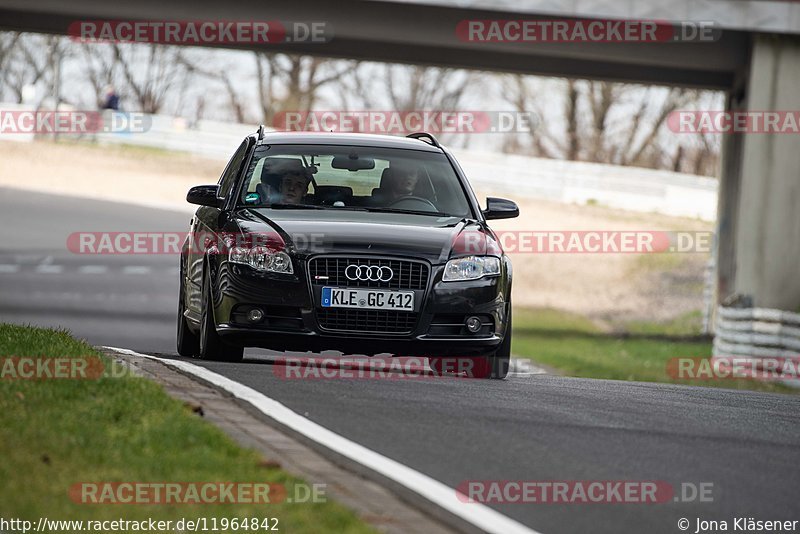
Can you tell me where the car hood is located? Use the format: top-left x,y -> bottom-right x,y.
232,208 -> 490,264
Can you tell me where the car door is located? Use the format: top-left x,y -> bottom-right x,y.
185,139 -> 251,315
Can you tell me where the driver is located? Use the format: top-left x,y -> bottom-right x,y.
279,164 -> 311,204
383,161 -> 420,203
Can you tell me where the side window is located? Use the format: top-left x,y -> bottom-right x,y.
218,141 -> 248,199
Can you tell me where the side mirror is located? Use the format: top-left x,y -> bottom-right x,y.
483,197 -> 519,220
187,185 -> 221,208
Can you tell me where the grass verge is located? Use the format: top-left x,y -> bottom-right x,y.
512,308 -> 794,394
0,323 -> 374,532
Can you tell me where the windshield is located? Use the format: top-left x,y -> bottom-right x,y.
237,144 -> 474,218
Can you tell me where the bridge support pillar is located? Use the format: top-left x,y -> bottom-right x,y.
713,34 -> 800,360
717,34 -> 800,311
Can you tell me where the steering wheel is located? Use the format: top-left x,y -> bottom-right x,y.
387,196 -> 437,212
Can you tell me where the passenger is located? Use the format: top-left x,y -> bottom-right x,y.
279,167 -> 311,204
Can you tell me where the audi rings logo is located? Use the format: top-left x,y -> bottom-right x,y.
345,264 -> 394,282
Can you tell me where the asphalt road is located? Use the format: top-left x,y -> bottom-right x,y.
2,186 -> 799,534
0,187 -> 187,351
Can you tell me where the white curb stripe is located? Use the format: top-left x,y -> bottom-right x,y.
122,266 -> 152,275
105,347 -> 542,534
79,265 -> 109,274
35,264 -> 63,274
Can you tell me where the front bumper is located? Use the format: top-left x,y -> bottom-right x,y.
210,257 -> 511,357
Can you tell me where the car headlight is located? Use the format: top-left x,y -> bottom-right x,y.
228,246 -> 293,274
229,246 -> 249,264
267,251 -> 293,273
442,255 -> 500,282
248,246 -> 270,271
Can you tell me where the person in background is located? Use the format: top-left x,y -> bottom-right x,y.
102,85 -> 119,111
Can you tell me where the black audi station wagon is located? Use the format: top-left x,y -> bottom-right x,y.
177,129 -> 519,378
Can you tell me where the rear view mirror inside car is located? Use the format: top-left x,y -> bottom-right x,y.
331,155 -> 375,171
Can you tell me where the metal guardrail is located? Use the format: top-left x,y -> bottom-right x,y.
713,306 -> 800,359
452,149 -> 718,220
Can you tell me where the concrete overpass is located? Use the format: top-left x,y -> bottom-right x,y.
0,0 -> 775,88
1,0 -> 799,354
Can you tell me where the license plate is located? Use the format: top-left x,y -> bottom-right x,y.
321,287 -> 414,311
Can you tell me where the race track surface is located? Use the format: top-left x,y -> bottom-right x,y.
2,187 -> 798,534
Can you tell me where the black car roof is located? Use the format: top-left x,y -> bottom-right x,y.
255,132 -> 443,153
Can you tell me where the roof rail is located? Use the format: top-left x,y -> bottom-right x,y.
406,132 -> 440,148
257,125 -> 266,140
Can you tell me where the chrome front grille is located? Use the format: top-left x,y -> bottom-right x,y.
309,256 -> 429,333
309,257 -> 428,290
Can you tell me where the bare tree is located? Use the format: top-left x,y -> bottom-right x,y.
670,128 -> 719,176
500,75 -> 559,157
345,64 -> 482,146
81,44 -> 118,108
383,65 -> 474,112
334,62 -> 379,110
1,33 -> 49,103
111,43 -> 189,113
614,86 -> 693,167
177,54 -> 251,123
502,74 -> 719,176
255,53 -> 353,125
0,32 -> 20,87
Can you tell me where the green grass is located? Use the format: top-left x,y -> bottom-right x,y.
512,308 -> 794,394
621,310 -> 705,337
0,324 -> 374,532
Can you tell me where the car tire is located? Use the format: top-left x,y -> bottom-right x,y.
487,305 -> 512,379
176,268 -> 200,357
199,271 -> 244,362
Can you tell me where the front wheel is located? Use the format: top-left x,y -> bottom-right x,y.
487,306 -> 512,379
199,271 -> 244,362
177,267 -> 200,357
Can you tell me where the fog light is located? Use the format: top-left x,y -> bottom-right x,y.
247,308 -> 264,323
465,316 -> 482,333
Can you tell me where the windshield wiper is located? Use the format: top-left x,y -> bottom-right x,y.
263,203 -> 325,210
360,206 -> 458,218
271,203 -> 375,212
244,203 -> 458,217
